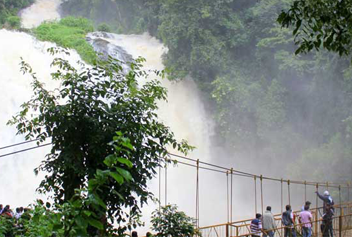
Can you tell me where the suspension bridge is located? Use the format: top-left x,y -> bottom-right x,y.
159,153 -> 352,237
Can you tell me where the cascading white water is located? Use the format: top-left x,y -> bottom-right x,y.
85,32 -> 221,231
0,0 -> 233,232
20,0 -> 61,28
0,29 -> 82,207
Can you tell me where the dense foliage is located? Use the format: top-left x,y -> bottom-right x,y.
34,17 -> 97,63
0,0 -> 33,28
278,0 -> 352,56
151,205 -> 197,237
8,49 -> 191,234
59,0 -> 352,183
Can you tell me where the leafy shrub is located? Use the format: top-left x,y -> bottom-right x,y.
97,23 -> 111,32
6,16 -> 21,29
151,205 -> 198,237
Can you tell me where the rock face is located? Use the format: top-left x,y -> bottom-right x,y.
86,32 -> 133,73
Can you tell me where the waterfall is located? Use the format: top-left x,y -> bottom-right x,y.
0,0 -> 231,232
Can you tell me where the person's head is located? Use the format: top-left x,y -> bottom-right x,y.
266,206 -> 272,211
3,205 -> 9,213
19,207 -> 24,212
256,213 -> 262,219
304,205 -> 309,211
324,190 -> 330,196
16,207 -> 20,213
305,201 -> 311,206
286,205 -> 291,211
146,232 -> 153,237
132,231 -> 138,237
0,204 -> 2,209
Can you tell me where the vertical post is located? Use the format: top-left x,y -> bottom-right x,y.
347,181 -> 351,215
165,158 -> 168,206
281,179 -> 284,237
227,171 -> 229,224
159,165 -> 161,211
315,183 -> 319,236
230,168 -> 233,236
196,159 -> 200,231
288,180 -> 291,205
254,175 -> 257,215
304,181 -> 307,202
226,224 -> 229,237
339,185 -> 342,216
260,175 -> 264,217
348,182 -> 350,215
339,215 -> 342,237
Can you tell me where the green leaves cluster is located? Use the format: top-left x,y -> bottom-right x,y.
278,0 -> 352,56
151,205 -> 197,237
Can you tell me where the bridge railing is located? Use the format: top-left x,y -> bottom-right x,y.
198,202 -> 352,237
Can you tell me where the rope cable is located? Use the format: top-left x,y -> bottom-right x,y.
167,153 -> 348,188
0,138 -> 41,150
0,143 -> 52,158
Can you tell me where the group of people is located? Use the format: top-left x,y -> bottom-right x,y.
0,204 -> 28,220
250,191 -> 335,237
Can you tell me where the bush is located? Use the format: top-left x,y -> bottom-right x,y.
97,23 -> 111,32
151,205 -> 198,237
6,16 -> 21,29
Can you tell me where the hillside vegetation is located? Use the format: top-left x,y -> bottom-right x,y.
34,17 -> 97,63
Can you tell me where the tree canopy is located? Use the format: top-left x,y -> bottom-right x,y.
278,0 -> 352,56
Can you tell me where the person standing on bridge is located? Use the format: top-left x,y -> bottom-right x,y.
299,205 -> 313,237
316,191 -> 334,214
301,201 -> 311,212
282,205 -> 296,237
263,206 -> 277,237
250,213 -> 262,237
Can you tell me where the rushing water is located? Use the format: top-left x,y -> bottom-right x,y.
0,0 -> 234,232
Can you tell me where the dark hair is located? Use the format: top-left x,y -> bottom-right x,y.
305,201 -> 311,205
132,231 -> 138,237
266,206 -> 271,211
304,205 -> 309,211
286,205 -> 291,211
16,207 -> 20,213
146,232 -> 153,237
256,213 -> 262,219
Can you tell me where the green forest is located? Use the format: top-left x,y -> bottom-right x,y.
60,0 -> 352,183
